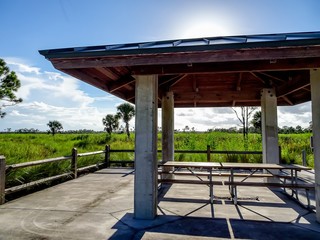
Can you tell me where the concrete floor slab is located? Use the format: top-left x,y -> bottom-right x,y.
0,168 -> 319,239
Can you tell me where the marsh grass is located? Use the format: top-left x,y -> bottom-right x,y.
0,132 -> 314,187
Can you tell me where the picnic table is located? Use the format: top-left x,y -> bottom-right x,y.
158,161 -> 314,208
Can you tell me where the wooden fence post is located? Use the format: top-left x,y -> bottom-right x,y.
105,145 -> 110,168
0,156 -> 6,205
71,148 -> 78,179
278,146 -> 282,163
302,149 -> 307,166
207,145 -> 211,162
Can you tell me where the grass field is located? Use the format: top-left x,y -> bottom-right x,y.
0,132 -> 314,187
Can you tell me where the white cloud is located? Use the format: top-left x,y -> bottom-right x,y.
5,57 -> 41,74
10,110 -> 28,117
174,108 -> 240,131
0,57 -> 313,132
1,58 -> 122,131
278,102 -> 311,128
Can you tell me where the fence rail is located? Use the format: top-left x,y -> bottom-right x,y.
0,145 -> 263,204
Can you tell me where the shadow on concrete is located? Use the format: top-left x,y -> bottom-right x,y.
109,213 -> 231,240
93,169 -> 135,177
108,213 -> 320,240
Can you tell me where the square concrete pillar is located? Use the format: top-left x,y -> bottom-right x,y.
162,91 -> 174,162
310,69 -> 320,222
134,75 -> 158,220
261,88 -> 279,165
161,91 -> 175,180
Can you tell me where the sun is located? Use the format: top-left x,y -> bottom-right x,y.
180,20 -> 231,39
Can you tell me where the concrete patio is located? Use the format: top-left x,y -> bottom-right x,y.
0,168 -> 319,240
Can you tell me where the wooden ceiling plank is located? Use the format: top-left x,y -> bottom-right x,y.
64,69 -> 109,92
236,73 -> 242,91
193,77 -> 198,93
95,67 -> 119,80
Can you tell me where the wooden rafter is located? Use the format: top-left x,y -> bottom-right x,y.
281,96 -> 294,105
250,72 -> 266,84
109,75 -> 135,93
259,72 -> 286,83
277,80 -> 310,97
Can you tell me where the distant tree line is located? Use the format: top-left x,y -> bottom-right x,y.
1,125 -> 312,135
206,125 -> 311,134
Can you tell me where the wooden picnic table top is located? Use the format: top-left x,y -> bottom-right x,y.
159,161 -> 220,168
159,161 -> 311,171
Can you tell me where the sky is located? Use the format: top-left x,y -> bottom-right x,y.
1,0 -> 319,132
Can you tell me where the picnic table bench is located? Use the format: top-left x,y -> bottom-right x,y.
158,161 -> 314,209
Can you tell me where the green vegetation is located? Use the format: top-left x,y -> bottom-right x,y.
0,132 -> 314,188
116,103 -> 135,138
0,58 -> 23,118
47,120 -> 63,136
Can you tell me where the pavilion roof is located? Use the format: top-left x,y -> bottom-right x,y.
39,31 -> 320,107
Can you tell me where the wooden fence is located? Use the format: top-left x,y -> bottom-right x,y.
0,145 -> 262,204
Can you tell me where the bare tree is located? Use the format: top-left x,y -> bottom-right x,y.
232,107 -> 257,149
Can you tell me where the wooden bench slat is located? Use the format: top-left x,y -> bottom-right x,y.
158,178 -> 314,189
158,179 -> 223,185
158,171 -> 292,179
225,181 -> 315,189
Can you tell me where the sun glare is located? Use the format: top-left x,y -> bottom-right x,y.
180,20 -> 231,39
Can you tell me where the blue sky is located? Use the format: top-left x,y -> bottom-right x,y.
1,0 -> 320,131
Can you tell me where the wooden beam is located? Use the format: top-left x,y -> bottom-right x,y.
51,45 -> 320,69
129,58 -> 320,75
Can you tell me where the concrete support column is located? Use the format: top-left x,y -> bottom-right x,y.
162,91 -> 174,179
310,69 -> 320,222
134,75 -> 158,220
162,91 -> 174,162
261,88 -> 280,165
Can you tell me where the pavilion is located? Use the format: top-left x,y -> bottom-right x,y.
39,31 -> 320,221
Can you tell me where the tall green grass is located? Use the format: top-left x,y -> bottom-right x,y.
0,132 -> 314,187
0,132 -> 313,165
